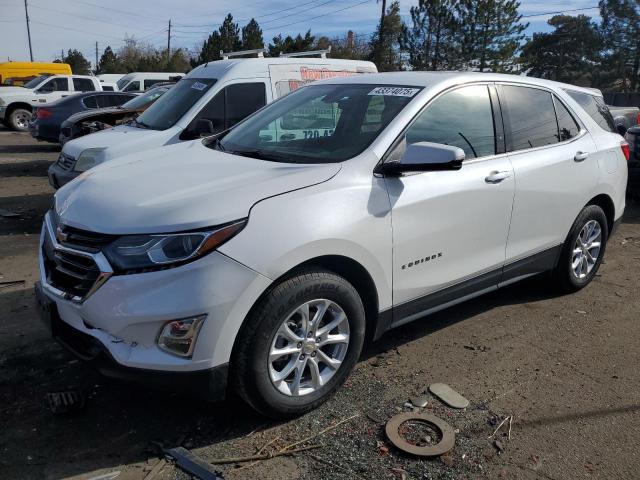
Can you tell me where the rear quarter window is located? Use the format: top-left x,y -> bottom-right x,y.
566,90 -> 616,133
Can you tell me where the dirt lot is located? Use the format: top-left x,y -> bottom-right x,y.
1,127 -> 639,480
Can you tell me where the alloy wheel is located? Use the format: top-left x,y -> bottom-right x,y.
268,299 -> 350,396
571,219 -> 602,279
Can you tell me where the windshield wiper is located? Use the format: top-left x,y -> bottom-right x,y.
228,148 -> 290,162
132,118 -> 149,129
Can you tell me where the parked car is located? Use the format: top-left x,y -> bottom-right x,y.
50,52 -> 377,187
29,91 -> 135,143
0,75 -> 103,131
608,105 -> 640,133
116,72 -> 184,93
100,82 -> 118,92
57,85 -> 170,148
0,61 -> 71,86
36,72 -> 628,417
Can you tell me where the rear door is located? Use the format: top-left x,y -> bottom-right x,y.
499,84 -> 599,278
387,83 -> 515,320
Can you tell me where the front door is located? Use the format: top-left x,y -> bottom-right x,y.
34,77 -> 70,105
386,84 -> 515,323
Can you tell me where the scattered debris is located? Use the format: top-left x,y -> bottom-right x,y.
576,310 -> 587,314
46,390 -> 85,414
0,208 -> 20,218
429,383 -> 470,409
0,279 -> 25,289
410,396 -> 429,408
164,447 -> 224,480
488,415 -> 513,440
87,472 -> 120,480
385,412 -> 455,457
494,440 -> 504,453
309,454 -> 368,480
143,459 -> 166,480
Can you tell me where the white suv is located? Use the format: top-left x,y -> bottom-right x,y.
36,72 -> 628,417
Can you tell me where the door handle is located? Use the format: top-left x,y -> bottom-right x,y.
485,170 -> 511,183
574,151 -> 589,162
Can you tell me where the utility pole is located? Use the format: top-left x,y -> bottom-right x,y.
167,19 -> 171,55
95,41 -> 99,73
24,0 -> 33,61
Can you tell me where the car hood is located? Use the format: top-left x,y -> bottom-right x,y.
62,124 -> 166,160
0,86 -> 33,96
55,140 -> 341,234
65,107 -> 135,125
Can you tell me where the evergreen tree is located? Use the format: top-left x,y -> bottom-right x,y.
268,31 -> 315,56
370,1 -> 404,71
196,14 -> 242,64
521,15 -> 602,85
599,0 -> 640,91
97,46 -> 121,74
198,31 -> 223,64
400,0 -> 458,70
456,0 -> 527,72
63,49 -> 92,75
242,18 -> 264,50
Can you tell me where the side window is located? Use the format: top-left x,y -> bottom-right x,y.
501,86 -> 558,151
40,78 -> 69,92
405,84 -> 496,159
96,95 -> 111,108
111,94 -> 132,107
225,83 -> 266,128
144,79 -> 163,89
195,90 -> 225,133
566,90 -> 616,133
73,78 -> 95,92
82,96 -> 98,109
124,81 -> 140,92
102,85 -> 114,91
553,97 -> 580,141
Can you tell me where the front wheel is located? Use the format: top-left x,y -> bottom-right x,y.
8,108 -> 32,131
231,270 -> 365,418
553,205 -> 608,292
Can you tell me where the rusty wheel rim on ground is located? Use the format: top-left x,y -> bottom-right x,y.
385,412 -> 456,457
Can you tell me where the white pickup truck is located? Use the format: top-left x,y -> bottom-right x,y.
0,74 -> 103,131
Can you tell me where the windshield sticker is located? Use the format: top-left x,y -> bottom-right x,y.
368,87 -> 420,97
191,81 -> 208,91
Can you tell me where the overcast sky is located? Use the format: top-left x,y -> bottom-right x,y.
0,0 -> 600,65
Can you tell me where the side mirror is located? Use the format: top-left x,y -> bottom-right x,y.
378,142 -> 465,175
616,124 -> 628,136
195,118 -> 214,137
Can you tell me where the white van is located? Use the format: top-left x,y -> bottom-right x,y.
49,54 -> 377,187
116,72 -> 184,93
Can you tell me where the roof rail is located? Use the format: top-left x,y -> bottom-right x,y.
220,46 -> 267,60
279,46 -> 332,59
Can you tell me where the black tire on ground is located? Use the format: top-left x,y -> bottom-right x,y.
553,205 -> 608,293
231,270 -> 366,418
8,108 -> 32,131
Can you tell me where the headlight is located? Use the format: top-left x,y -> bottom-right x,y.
103,220 -> 246,272
73,147 -> 106,172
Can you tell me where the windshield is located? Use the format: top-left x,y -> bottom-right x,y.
116,75 -> 133,90
24,76 -> 49,89
135,78 -> 216,130
121,86 -> 169,110
217,84 -> 419,163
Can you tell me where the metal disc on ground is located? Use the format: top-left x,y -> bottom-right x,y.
385,412 -> 455,457
429,383 -> 469,409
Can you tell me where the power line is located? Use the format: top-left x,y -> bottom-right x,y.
262,0 -> 371,32
521,6 -> 599,19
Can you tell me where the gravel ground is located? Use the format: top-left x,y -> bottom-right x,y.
1,127 -> 639,480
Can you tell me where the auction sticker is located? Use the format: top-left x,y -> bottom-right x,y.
368,87 -> 420,97
191,81 -> 208,91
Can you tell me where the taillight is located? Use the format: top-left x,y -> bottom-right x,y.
636,112 -> 640,126
621,141 -> 630,162
36,108 -> 52,119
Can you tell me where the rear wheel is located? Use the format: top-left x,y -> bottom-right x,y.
8,108 -> 31,131
553,205 -> 608,292
231,270 -> 365,418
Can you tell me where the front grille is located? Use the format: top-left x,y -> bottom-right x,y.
43,231 -> 102,299
50,211 -> 116,253
56,153 -> 76,171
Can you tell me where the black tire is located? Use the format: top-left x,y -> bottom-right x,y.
8,108 -> 32,131
231,270 -> 366,418
553,205 -> 608,292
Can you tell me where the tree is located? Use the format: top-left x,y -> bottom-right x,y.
268,31 -> 315,56
196,14 -> 242,64
63,49 -> 91,75
242,18 -> 264,50
599,0 -> 640,91
198,31 -> 223,64
400,0 -> 458,70
521,15 -> 602,85
97,46 -> 121,74
370,1 -> 404,71
456,0 -> 528,72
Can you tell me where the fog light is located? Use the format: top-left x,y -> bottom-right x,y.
157,315 -> 206,358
